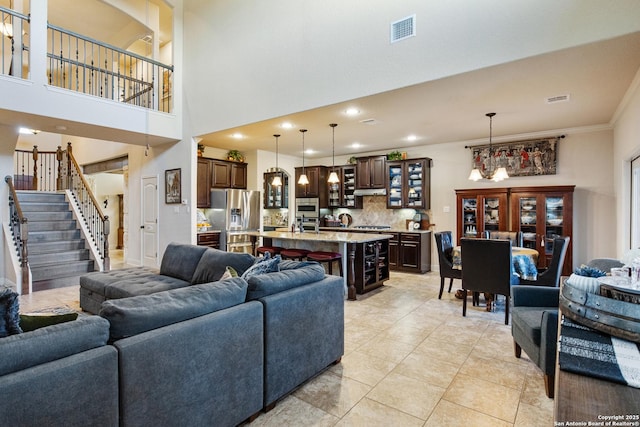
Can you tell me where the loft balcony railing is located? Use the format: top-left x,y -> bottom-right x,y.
47,24 -> 173,113
1,5 -> 173,113
0,6 -> 30,79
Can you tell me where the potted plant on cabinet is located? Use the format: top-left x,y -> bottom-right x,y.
227,150 -> 245,162
197,143 -> 205,157
387,150 -> 403,161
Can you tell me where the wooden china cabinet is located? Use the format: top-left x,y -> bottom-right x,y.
455,188 -> 509,244
510,185 -> 574,276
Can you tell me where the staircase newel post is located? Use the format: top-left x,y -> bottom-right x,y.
66,142 -> 72,190
56,146 -> 63,190
20,218 -> 29,295
32,145 -> 38,191
103,216 -> 110,272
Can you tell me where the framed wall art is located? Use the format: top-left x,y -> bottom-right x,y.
165,168 -> 181,204
469,136 -> 563,178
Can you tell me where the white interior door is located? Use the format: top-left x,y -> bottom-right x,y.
142,176 -> 159,267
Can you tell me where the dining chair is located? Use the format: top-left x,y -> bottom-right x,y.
520,236 -> 570,287
485,230 -> 523,247
461,238 -> 513,324
434,231 -> 462,299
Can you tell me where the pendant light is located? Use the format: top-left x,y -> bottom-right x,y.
271,134 -> 282,186
327,123 -> 340,184
298,129 -> 309,185
468,112 -> 509,182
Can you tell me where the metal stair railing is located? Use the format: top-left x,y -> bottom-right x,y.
4,176 -> 29,294
11,142 -> 110,273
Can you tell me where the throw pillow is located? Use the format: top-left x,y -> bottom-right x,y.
241,254 -> 281,280
565,273 -> 601,294
0,286 -> 22,337
220,266 -> 239,280
19,312 -> 79,333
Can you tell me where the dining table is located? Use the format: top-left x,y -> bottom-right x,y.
451,245 -> 539,281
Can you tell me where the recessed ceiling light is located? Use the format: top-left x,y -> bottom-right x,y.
231,133 -> 243,139
305,149 -> 314,155
352,142 -> 362,149
345,108 -> 360,116
407,134 -> 417,141
281,122 -> 294,129
19,127 -> 40,135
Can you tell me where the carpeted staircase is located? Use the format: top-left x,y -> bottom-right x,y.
17,191 -> 95,291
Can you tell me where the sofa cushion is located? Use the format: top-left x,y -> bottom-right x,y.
0,316 -> 110,376
191,248 -> 256,284
160,242 -> 208,282
100,277 -> 249,340
242,254 -> 281,280
104,276 -> 190,299
0,286 -> 22,337
80,267 -> 159,293
246,262 -> 326,300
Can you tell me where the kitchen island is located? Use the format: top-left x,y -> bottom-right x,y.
247,230 -> 392,300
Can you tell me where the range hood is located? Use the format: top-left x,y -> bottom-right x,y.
353,188 -> 387,196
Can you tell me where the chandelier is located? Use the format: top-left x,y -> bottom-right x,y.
468,112 -> 509,182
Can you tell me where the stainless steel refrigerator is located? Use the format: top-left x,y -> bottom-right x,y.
206,189 -> 261,253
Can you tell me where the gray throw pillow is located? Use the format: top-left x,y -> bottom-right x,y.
191,248 -> 256,284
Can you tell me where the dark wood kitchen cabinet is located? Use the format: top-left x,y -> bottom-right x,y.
386,158 -> 431,209
385,232 -> 431,273
211,159 -> 246,189
197,231 -> 220,249
356,155 -> 386,189
353,238 -> 390,294
328,165 -> 362,209
197,157 -> 211,208
263,171 -> 288,209
295,166 -> 328,206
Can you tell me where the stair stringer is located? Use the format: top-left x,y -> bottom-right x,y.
65,190 -> 105,272
2,222 -> 32,295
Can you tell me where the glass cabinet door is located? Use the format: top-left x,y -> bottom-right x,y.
544,196 -> 564,257
387,162 -> 403,207
342,166 -> 357,207
263,172 -> 288,209
328,168 -> 341,208
483,197 -> 501,233
517,196 -> 538,250
462,197 -> 478,237
406,160 -> 424,208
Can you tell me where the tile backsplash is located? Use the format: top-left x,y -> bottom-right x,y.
327,196 -> 430,230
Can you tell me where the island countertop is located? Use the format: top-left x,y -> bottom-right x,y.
246,230 -> 393,243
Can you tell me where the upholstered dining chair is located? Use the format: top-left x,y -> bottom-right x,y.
511,285 -> 560,398
484,230 -> 523,247
461,238 -> 513,325
519,236 -> 570,287
434,231 -> 462,299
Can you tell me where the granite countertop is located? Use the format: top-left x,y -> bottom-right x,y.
247,230 -> 393,243
319,226 -> 432,234
197,229 -> 222,234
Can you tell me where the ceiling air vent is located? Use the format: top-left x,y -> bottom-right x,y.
360,118 -> 381,125
546,94 -> 570,104
390,14 -> 416,43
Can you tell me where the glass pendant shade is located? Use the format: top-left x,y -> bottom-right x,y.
272,134 -> 282,186
298,129 -> 309,185
327,123 -> 340,184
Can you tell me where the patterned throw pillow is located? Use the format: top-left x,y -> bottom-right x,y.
241,254 -> 281,280
220,266 -> 239,280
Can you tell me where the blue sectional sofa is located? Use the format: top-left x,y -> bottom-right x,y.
1,243 -> 344,426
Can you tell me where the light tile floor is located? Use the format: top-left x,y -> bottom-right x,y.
18,263 -> 554,426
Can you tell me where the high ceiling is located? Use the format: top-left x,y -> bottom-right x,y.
198,32 -> 640,160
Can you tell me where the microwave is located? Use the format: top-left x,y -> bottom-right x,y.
295,198 -> 320,218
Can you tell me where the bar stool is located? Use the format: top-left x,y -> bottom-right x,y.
256,246 -> 284,257
280,248 -> 311,261
306,251 -> 343,276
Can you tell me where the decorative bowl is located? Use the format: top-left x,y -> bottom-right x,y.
523,232 -> 536,240
547,218 -> 563,226
487,200 -> 499,209
522,205 -> 534,211
521,215 -> 535,224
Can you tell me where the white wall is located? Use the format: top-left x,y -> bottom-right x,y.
613,70 -> 640,256
183,0 -> 640,136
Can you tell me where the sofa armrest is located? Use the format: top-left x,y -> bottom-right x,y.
512,285 -> 559,308
539,309 -> 559,375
